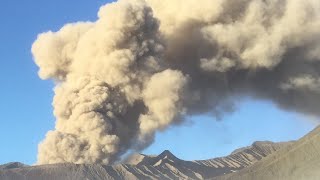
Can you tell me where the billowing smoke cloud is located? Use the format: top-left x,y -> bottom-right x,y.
32,0 -> 320,164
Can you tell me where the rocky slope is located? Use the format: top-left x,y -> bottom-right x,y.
213,126 -> 320,180
0,141 -> 289,180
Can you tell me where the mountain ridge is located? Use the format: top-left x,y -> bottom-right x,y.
213,125 -> 320,180
0,162 -> 28,170
0,141 -> 290,180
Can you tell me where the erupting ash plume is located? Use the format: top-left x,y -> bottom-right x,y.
32,0 -> 320,164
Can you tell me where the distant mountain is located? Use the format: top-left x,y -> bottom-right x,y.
0,162 -> 28,170
213,126 -> 320,180
0,141 -> 289,180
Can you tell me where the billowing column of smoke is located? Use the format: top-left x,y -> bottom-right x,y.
32,0 -> 320,165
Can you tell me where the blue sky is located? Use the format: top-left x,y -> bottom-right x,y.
0,0 -> 317,165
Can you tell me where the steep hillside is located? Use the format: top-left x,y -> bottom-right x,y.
214,126 -> 320,180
